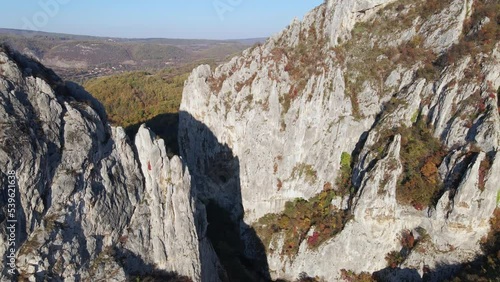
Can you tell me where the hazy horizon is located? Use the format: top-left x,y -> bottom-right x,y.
0,0 -> 323,40
0,27 -> 268,41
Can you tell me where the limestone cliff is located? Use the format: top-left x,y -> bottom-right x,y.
0,0 -> 499,281
179,0 -> 500,280
0,47 -> 217,281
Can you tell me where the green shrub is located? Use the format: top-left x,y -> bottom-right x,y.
340,152 -> 352,168
410,111 -> 419,123
340,269 -> 375,282
336,152 -> 354,196
396,120 -> 446,209
254,189 -> 348,257
372,120 -> 446,209
385,251 -> 405,268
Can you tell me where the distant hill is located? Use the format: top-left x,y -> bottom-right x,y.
0,28 -> 265,82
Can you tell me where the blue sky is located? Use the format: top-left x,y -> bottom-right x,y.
0,0 -> 324,39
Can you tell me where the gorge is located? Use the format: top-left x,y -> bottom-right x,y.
1,0 -> 499,281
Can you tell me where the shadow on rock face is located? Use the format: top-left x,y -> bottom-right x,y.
372,262 -> 469,282
373,267 -> 423,282
115,248 -> 193,282
178,111 -> 271,282
125,112 -> 180,158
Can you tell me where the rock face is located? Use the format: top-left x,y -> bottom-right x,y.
325,0 -> 398,46
0,47 -> 217,281
179,0 -> 500,280
0,0 -> 499,281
